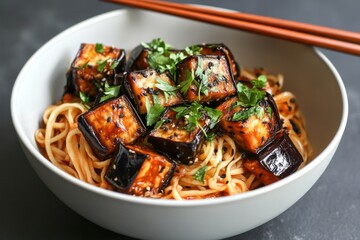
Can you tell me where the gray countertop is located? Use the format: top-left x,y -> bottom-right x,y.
1,0 -> 359,239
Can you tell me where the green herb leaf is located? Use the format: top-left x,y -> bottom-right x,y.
142,38 -> 172,53
97,59 -> 108,72
193,166 -> 207,183
155,78 -> 178,92
155,78 -> 178,102
145,97 -> 165,126
110,58 -> 120,70
236,75 -> 268,108
203,107 -> 222,129
79,91 -> 90,109
232,75 -> 269,121
251,74 -> 267,88
179,69 -> 194,94
99,81 -> 121,103
143,38 -> 188,78
266,106 -> 273,117
232,105 -> 264,121
154,119 -> 166,129
185,45 -> 202,56
95,43 -> 104,53
172,102 -> 222,134
205,131 -> 217,142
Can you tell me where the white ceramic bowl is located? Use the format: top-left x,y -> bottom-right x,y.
11,9 -> 348,240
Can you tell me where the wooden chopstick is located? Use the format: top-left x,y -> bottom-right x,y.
103,0 -> 360,56
142,0 -> 360,44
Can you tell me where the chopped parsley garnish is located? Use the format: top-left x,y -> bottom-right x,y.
110,58 -> 120,70
155,78 -> 178,102
205,131 -> 217,142
194,57 -> 212,99
142,38 -> 199,78
142,38 -> 172,53
185,45 -> 202,56
172,102 -> 222,136
179,69 -> 194,94
95,43 -> 104,53
97,58 -> 119,72
79,91 -> 90,109
99,81 -> 121,103
193,166 -> 207,183
145,95 -> 165,127
232,75 -> 268,121
97,59 -> 108,72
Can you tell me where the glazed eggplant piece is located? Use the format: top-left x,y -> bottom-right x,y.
243,131 -> 303,185
176,55 -> 236,104
194,43 -> 240,78
126,44 -> 149,71
258,131 -> 303,178
65,43 -> 126,99
147,108 -> 210,165
105,143 -> 176,196
124,69 -> 183,115
216,93 -> 281,154
78,95 -> 146,160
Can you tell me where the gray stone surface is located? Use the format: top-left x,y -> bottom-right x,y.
1,0 -> 359,239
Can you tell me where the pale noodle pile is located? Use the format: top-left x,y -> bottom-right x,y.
35,69 -> 311,200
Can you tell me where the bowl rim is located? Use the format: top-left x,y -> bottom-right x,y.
11,9 -> 348,207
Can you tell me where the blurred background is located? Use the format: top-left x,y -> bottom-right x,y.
1,0 -> 359,239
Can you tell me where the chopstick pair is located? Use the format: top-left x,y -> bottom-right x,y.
103,0 -> 360,56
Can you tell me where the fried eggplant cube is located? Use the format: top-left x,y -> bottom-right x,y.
105,143 -> 176,196
78,95 -> 146,160
148,108 -> 209,165
258,131 -> 303,179
124,69 -> 183,115
65,43 -> 126,99
176,55 -> 236,104
126,44 -> 149,71
216,94 -> 281,154
195,43 -> 240,78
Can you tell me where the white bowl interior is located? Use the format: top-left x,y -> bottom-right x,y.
11,9 -> 347,240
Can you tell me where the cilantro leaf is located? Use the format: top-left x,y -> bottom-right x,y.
110,58 -> 120,70
193,166 -> 207,183
232,75 -> 269,121
97,59 -> 108,72
155,78 -> 178,92
204,106 -> 222,129
142,38 -> 172,53
205,131 -> 217,142
185,45 -> 201,56
145,96 -> 165,126
155,78 -> 178,102
172,102 -> 222,135
79,91 -> 90,109
251,74 -> 267,88
95,43 -> 104,53
179,69 -> 194,94
143,38 -> 189,78
99,81 -> 121,103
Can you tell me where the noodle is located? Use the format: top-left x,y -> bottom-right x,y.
35,69 -> 311,199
